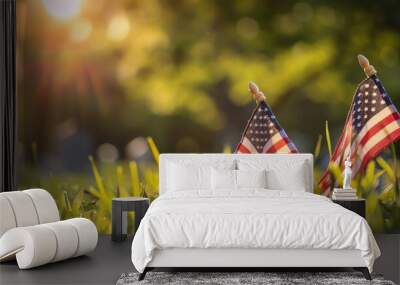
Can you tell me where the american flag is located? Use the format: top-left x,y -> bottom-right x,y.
236,100 -> 298,153
319,74 -> 400,195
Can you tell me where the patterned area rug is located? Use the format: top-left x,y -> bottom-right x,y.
116,271 -> 395,285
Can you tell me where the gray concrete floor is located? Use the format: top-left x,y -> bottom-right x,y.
0,235 -> 134,285
373,234 -> 400,284
1,234 -> 398,285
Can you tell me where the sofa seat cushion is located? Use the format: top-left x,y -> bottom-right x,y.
0,218 -> 98,269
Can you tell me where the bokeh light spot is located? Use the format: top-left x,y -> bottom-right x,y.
107,14 -> 131,42
236,17 -> 259,40
125,137 -> 148,159
42,0 -> 82,22
70,19 -> 92,42
97,143 -> 119,162
55,119 -> 77,140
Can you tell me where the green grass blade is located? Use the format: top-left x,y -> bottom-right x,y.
313,134 -> 323,160
376,157 -> 395,181
147,137 -> 160,166
390,143 -> 399,205
143,167 -> 159,200
366,160 -> 376,181
116,165 -> 128,197
87,186 -> 101,199
129,161 -> 141,197
88,156 -> 106,195
361,161 -> 376,191
71,191 -> 83,216
223,144 -> 232,154
325,120 -> 332,159
379,183 -> 395,201
63,191 -> 72,212
328,162 -> 342,187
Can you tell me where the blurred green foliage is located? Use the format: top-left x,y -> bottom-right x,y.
20,139 -> 160,234
19,137 -> 400,234
16,0 -> 400,153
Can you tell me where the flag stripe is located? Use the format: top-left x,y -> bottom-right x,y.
262,132 -> 282,153
242,137 -> 258,153
358,112 -> 400,147
353,120 -> 400,173
266,136 -> 289,153
331,118 -> 353,161
355,119 -> 400,162
348,111 -> 399,166
349,106 -> 397,154
359,127 -> 400,171
237,144 -> 251,154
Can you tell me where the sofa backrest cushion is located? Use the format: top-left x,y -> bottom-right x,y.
24,189 -> 60,224
0,189 -> 60,238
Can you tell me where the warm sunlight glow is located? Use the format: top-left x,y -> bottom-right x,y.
107,14 -> 131,42
70,19 -> 92,42
42,0 -> 82,22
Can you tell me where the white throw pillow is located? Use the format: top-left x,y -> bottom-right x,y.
211,168 -> 236,190
266,165 -> 307,191
236,169 -> 267,189
166,159 -> 236,192
237,159 -> 308,191
167,163 -> 211,191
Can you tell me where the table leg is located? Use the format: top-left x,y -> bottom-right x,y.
121,210 -> 127,239
112,202 -> 123,242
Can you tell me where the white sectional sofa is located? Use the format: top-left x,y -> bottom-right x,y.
0,189 -> 98,269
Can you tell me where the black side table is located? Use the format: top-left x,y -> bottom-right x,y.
332,199 -> 366,218
112,197 -> 150,242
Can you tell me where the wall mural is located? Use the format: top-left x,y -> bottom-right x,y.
16,0 -> 400,233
